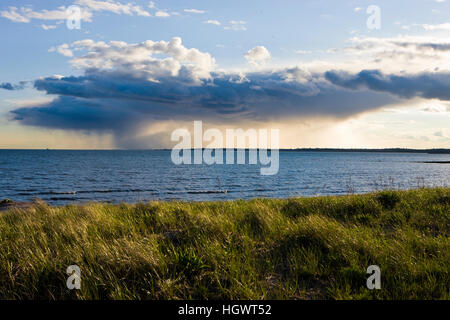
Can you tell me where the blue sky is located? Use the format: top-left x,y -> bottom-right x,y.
1,0 -> 450,148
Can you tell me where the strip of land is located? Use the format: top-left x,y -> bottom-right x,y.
281,148 -> 450,154
0,188 -> 448,300
417,161 -> 450,164
1,148 -> 450,154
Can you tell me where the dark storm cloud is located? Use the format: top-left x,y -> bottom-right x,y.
12,67 -> 450,146
0,82 -> 25,90
14,66 -> 450,148
325,70 -> 450,100
395,42 -> 450,52
11,96 -> 130,131
11,68 -> 399,135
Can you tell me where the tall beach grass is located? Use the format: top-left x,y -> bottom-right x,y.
0,188 -> 448,300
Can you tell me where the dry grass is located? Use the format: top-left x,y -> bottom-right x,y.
0,188 -> 448,300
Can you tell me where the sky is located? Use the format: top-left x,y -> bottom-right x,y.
1,0 -> 450,149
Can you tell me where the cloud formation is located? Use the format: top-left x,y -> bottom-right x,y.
10,36 -> 450,148
204,20 -> 221,26
325,69 -> 450,100
155,10 -> 169,17
184,9 -> 206,14
1,5 -> 93,23
224,20 -> 247,31
9,38 -> 403,148
0,0 -> 151,24
48,44 -> 74,57
339,36 -> 450,73
0,82 -> 26,90
41,24 -> 57,30
56,37 -> 216,83
245,46 -> 271,66
76,0 -> 150,16
422,23 -> 450,31
12,69 -> 397,136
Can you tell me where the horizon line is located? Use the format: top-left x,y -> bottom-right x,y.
1,147 -> 449,152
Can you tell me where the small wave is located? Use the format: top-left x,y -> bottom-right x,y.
16,189 -> 38,192
77,189 -> 118,194
39,191 -> 77,195
187,190 -> 228,194
77,188 -> 156,194
46,197 -> 81,201
35,189 -> 155,196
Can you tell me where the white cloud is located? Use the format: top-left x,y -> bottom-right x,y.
403,22 -> 450,31
224,20 -> 247,31
41,24 -> 57,30
0,5 -> 93,23
0,1 -> 151,24
155,10 -> 170,17
58,37 -> 215,82
204,19 -> 221,26
75,0 -> 150,16
184,9 -> 206,14
423,23 -> 450,30
56,44 -> 73,57
148,1 -> 156,9
339,36 -> 450,73
354,7 -> 362,12
133,6 -> 151,17
0,7 -> 30,23
295,50 -> 312,54
244,46 -> 271,66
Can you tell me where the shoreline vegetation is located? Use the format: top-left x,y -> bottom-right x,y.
0,188 -> 449,300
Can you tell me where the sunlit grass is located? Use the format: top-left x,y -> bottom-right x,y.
0,188 -> 448,300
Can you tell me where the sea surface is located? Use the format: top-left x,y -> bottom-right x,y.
0,150 -> 449,205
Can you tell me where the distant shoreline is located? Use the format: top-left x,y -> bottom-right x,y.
1,148 -> 450,154
417,161 -> 450,164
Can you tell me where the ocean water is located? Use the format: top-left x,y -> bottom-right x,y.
0,150 -> 449,205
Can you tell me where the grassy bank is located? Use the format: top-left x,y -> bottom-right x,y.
0,188 -> 448,300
